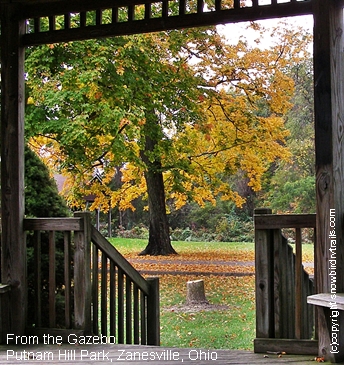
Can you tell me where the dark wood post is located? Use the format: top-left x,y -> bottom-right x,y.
146,277 -> 160,346
0,1 -> 27,337
73,212 -> 92,334
313,0 -> 344,361
254,208 -> 274,342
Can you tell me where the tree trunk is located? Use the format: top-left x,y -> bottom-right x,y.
186,280 -> 208,305
139,166 -> 177,255
139,112 -> 177,256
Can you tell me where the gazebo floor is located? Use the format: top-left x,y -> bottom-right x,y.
0,344 -> 318,364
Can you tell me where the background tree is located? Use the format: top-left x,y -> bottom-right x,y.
25,23 -> 311,253
262,49 -> 315,213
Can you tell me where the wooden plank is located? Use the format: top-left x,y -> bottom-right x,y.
254,338 -> 318,355
101,252 -> 108,336
146,277 -> 160,346
307,277 -> 315,339
140,294 -> 147,345
286,241 -> 296,338
273,230 -> 282,338
302,270 -> 313,339
21,2 -> 313,46
295,228 -> 302,339
117,267 -> 124,344
64,231 -> 72,329
125,277 -> 132,344
313,0 -> 344,361
254,208 -> 274,338
308,293 -> 344,310
73,212 -> 92,333
0,1 -> 26,337
24,218 -> 83,231
254,214 -> 316,229
133,283 -> 139,344
49,231 -> 56,328
109,261 -> 116,337
91,227 -> 150,294
33,231 -> 42,327
91,245 -> 99,335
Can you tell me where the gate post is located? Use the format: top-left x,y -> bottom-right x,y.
254,208 -> 273,343
0,1 -> 27,338
74,212 -> 92,334
313,0 -> 344,361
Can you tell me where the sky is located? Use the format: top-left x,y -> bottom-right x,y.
217,14 -> 313,49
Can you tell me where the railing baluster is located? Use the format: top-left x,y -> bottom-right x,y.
234,0 -> 240,9
92,245 -> 99,335
215,0 -> 221,11
49,231 -> 56,328
101,252 -> 108,335
33,231 -> 42,327
162,0 -> 169,17
145,3 -> 152,19
147,277 -> 160,345
141,293 -> 147,345
117,267 -> 124,343
133,284 -> 140,344
295,227 -> 302,339
64,231 -> 72,329
80,12 -> 86,27
64,13 -> 71,29
126,277 -> 132,344
197,0 -> 204,13
34,17 -> 40,33
49,16 -> 56,31
179,0 -> 186,15
112,8 -> 119,23
96,9 -> 102,25
109,262 -> 116,337
128,5 -> 134,21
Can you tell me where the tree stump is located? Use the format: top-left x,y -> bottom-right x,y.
186,280 -> 209,305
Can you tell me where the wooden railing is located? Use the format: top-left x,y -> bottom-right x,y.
23,212 -> 159,345
254,208 -> 317,355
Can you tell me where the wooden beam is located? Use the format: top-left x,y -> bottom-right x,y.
313,0 -> 344,361
0,2 -> 27,338
21,1 -> 313,46
254,338 -> 318,355
20,0 -> 313,19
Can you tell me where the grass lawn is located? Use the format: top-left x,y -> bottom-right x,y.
109,238 -> 314,350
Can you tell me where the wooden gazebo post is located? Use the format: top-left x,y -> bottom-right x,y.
0,1 -> 27,336
313,0 -> 344,362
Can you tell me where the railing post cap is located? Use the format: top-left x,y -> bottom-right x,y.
254,208 -> 272,215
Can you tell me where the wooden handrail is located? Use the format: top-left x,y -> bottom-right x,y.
24,217 -> 83,231
254,213 -> 316,229
90,226 -> 150,295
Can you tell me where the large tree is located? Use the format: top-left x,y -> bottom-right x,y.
25,23 -> 310,255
